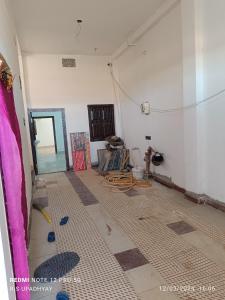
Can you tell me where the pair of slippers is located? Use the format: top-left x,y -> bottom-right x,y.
48,216 -> 69,242
46,219 -> 71,300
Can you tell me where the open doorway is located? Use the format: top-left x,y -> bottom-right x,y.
28,108 -> 69,174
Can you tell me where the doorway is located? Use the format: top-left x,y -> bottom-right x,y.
28,108 -> 69,174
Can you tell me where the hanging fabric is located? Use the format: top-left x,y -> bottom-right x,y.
1,78 -> 28,241
0,80 -> 30,300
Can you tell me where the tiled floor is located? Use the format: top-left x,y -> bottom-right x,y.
29,170 -> 225,299
36,146 -> 66,174
29,210 -> 61,300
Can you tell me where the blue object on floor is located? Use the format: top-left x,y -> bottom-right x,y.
60,216 -> 69,225
56,291 -> 70,300
48,231 -> 55,242
34,251 -> 80,282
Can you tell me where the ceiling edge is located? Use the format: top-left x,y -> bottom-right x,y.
111,0 -> 180,61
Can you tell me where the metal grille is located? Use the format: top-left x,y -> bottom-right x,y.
62,58 -> 76,68
88,104 -> 115,142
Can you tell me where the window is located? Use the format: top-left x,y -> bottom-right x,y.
88,104 -> 115,142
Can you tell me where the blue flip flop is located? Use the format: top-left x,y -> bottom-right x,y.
56,291 -> 70,300
60,216 -> 69,226
47,231 -> 55,242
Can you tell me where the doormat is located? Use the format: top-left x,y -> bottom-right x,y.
34,251 -> 80,282
70,132 -> 91,171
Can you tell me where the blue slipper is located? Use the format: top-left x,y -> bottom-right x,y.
60,216 -> 69,226
48,231 -> 55,242
56,291 -> 69,300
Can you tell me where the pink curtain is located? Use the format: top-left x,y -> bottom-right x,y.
0,81 -> 30,300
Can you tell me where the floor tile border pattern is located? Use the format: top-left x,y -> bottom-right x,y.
66,171 -> 99,206
45,172 -> 138,300
67,171 -> 149,271
77,171 -> 225,300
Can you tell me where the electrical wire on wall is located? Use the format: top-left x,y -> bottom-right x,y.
109,63 -> 125,140
108,64 -> 225,114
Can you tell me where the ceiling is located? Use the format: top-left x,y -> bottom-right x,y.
9,0 -> 165,55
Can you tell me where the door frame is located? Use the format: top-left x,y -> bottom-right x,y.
28,108 -> 70,174
33,116 -> 58,154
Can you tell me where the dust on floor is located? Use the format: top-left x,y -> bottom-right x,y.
29,170 -> 225,300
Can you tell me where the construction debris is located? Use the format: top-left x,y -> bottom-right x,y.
97,135 -> 129,172
105,135 -> 124,149
97,148 -> 129,172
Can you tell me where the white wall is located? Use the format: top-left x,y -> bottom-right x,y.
197,0 -> 225,201
36,118 -> 55,147
180,0 -> 225,202
181,0 -> 203,194
114,1 -> 185,188
114,0 -> 225,204
23,54 -> 120,164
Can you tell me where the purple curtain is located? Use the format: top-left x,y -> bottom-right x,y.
0,81 -> 30,300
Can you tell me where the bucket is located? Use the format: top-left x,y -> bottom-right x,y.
132,167 -> 144,180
